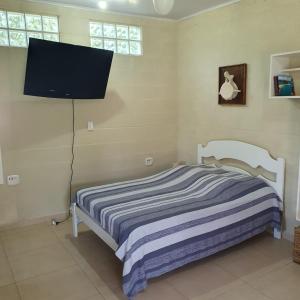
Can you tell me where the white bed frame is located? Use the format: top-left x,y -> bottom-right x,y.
71,204 -> 118,250
71,140 -> 285,247
198,140 -> 285,239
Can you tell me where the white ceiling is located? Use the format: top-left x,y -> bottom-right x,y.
29,0 -> 239,20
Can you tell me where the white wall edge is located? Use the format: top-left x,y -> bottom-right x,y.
296,158 -> 300,221
178,0 -> 241,22
0,147 -> 4,185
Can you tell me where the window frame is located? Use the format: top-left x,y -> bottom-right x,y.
0,10 -> 60,48
89,21 -> 143,56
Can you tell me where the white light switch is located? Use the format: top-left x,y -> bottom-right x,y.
145,157 -> 154,166
7,175 -> 20,186
88,121 -> 94,131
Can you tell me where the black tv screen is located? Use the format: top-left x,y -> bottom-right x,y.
24,39 -> 113,99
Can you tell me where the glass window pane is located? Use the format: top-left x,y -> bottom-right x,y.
0,11 -> 7,28
0,29 -> 9,46
90,22 -> 102,37
27,32 -> 43,43
129,26 -> 141,41
42,16 -> 58,32
43,33 -> 59,42
103,23 -> 116,38
130,41 -> 142,56
9,30 -> 27,47
117,40 -> 129,55
116,25 -> 128,40
7,12 -> 25,30
91,38 -> 103,49
104,39 -> 116,52
25,14 -> 42,31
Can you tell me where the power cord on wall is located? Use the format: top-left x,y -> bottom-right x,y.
52,99 -> 75,226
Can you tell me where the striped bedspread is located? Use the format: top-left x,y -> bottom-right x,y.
75,165 -> 282,299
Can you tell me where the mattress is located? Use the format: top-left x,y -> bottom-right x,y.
75,165 -> 282,299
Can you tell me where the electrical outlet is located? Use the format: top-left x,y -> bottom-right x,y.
7,175 -> 20,186
145,157 -> 154,166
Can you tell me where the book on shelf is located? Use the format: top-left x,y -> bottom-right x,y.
274,74 -> 295,96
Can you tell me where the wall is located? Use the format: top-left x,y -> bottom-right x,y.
177,0 -> 300,239
0,0 -> 177,226
1,0 -> 300,240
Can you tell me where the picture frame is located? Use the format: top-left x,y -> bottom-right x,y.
218,64 -> 247,105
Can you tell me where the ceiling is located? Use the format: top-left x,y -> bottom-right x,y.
29,0 -> 239,20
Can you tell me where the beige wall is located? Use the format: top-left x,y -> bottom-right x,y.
1,0 -> 300,239
0,0 -> 177,226
177,0 -> 300,238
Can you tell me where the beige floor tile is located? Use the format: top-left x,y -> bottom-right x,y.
84,293 -> 106,300
9,242 -> 76,281
190,280 -> 246,300
2,224 -> 58,257
212,242 -> 277,278
212,282 -> 271,300
136,280 -> 187,300
0,223 -> 51,236
53,219 -> 90,239
60,231 -> 117,272
246,262 -> 300,300
70,245 -> 122,300
0,284 -> 21,300
241,257 -> 292,284
94,263 -> 122,290
80,263 -> 119,300
0,222 -> 297,300
166,260 -> 237,299
17,265 -> 99,300
0,242 -> 6,259
0,256 -> 15,287
111,287 -> 128,300
74,235 -> 123,291
249,233 -> 293,260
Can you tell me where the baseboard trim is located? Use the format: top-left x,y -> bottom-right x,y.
0,211 -> 68,232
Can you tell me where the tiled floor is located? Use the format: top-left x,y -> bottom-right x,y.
0,221 -> 297,300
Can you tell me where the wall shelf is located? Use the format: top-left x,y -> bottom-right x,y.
270,96 -> 300,100
281,67 -> 300,72
269,50 -> 300,99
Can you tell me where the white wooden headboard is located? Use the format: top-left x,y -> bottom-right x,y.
198,140 -> 285,200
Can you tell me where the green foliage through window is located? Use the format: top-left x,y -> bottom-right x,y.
0,10 -> 59,48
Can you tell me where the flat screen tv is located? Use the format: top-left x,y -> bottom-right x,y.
24,38 -> 113,99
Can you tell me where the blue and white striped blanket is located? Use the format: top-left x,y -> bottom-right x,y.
75,165 -> 282,299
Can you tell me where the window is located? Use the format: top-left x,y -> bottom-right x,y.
0,10 -> 59,48
89,21 -> 142,56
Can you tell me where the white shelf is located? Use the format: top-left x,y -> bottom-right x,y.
270,96 -> 300,99
281,67 -> 300,72
269,50 -> 300,99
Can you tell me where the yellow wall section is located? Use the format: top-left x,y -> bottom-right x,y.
0,0 -> 177,226
177,0 -> 300,238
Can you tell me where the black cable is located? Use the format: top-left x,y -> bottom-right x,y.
52,99 -> 75,226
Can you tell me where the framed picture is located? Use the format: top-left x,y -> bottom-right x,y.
218,64 -> 247,105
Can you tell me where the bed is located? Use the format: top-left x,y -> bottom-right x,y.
71,140 -> 285,299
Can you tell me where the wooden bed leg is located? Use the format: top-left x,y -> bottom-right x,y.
71,203 -> 79,238
273,228 -> 282,240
